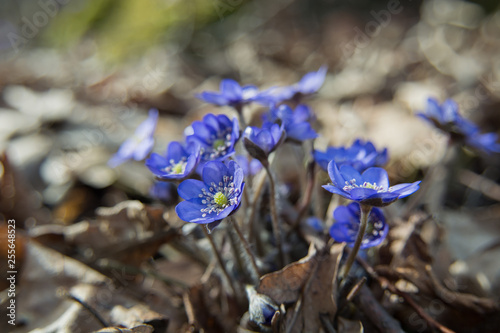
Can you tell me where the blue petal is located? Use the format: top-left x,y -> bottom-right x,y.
255,129 -> 275,154
333,205 -> 353,224
176,201 -> 216,224
388,181 -> 421,198
217,114 -> 233,129
197,92 -> 228,106
286,123 -> 318,141
203,114 -> 222,134
133,137 -> 154,161
441,99 -> 459,123
202,161 -> 226,188
339,165 -> 363,185
298,65 -> 327,94
329,222 -> 356,243
220,79 -> 242,101
177,179 -> 206,201
145,153 -> 167,172
293,104 -> 313,123
166,141 -> 186,162
322,185 -> 351,199
227,160 -> 244,189
327,161 -> 346,187
425,98 -> 444,123
192,121 -> 214,143
361,167 -> 389,190
349,187 -> 377,201
135,109 -> 159,138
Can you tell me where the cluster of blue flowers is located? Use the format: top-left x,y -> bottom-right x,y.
418,98 -> 500,154
108,67 -> 500,251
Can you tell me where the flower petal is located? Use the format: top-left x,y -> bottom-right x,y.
388,181 -> 421,198
177,179 -> 206,201
361,167 -> 389,190
176,201 -> 216,224
339,165 -> 363,186
327,161 -> 346,187
220,79 -> 242,101
322,185 -> 350,199
197,92 -> 228,106
202,161 -> 226,188
166,141 -> 186,162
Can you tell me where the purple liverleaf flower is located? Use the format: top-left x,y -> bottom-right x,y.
235,155 -> 263,176
323,161 -> 420,207
418,98 -> 500,154
243,122 -> 285,161
186,114 -> 240,167
264,104 -> 318,143
197,79 -> 273,107
149,181 -> 177,204
269,66 -> 327,103
145,141 -> 201,180
314,139 -> 388,172
108,109 -> 159,167
330,202 -> 388,249
175,160 -> 245,230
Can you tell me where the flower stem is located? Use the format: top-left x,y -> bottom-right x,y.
201,226 -> 238,297
294,160 -> 316,227
229,217 -> 261,284
234,104 -> 247,129
264,163 -> 285,268
339,204 -> 372,281
247,169 -> 267,256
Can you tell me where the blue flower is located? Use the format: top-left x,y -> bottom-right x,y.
330,203 -> 388,249
197,79 -> 272,107
108,109 -> 158,167
314,139 -> 388,172
149,181 -> 176,204
418,98 -> 500,154
145,141 -> 200,180
235,155 -> 263,176
264,104 -> 318,143
175,160 -> 245,226
186,114 -> 240,164
243,122 -> 285,160
270,66 -> 327,102
323,161 -> 421,207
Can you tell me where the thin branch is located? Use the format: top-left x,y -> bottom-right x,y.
339,204 -> 371,281
264,163 -> 285,268
356,256 -> 456,333
202,227 -> 238,297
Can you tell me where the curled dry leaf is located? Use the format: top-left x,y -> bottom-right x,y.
256,243 -> 345,333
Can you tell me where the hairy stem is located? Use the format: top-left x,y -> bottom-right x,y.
339,204 -> 371,280
230,217 -> 261,284
247,170 -> 267,256
264,163 -> 285,268
294,160 -> 316,227
202,227 -> 238,297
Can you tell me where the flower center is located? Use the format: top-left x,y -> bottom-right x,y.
213,192 -> 228,207
203,131 -> 233,161
171,162 -> 185,174
213,139 -> 226,150
342,180 -> 385,192
198,175 -> 241,217
163,158 -> 187,175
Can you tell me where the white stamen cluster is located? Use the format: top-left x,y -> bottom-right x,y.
342,179 -> 386,192
198,175 -> 240,218
202,130 -> 233,160
163,157 -> 187,175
